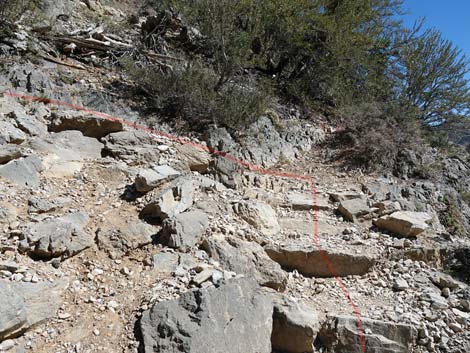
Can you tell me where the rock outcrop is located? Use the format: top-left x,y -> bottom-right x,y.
48,111 -> 123,139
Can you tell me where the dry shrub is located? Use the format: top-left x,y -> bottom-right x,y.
336,101 -> 425,171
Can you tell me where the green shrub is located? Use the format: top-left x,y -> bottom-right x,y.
122,58 -> 268,130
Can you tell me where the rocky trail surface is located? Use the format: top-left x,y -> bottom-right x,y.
1,1 -> 470,352
0,89 -> 469,353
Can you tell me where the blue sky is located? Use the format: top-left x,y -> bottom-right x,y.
402,0 -> 470,59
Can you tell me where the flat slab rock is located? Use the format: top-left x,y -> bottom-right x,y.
140,278 -> 273,353
48,111 -> 123,139
265,243 -> 375,277
19,212 -> 93,260
318,315 -> 417,353
135,165 -> 180,193
374,211 -> 432,237
286,191 -> 331,211
0,279 -> 67,340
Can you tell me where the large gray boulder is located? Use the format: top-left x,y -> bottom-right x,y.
19,212 -> 92,260
265,243 -> 375,277
374,211 -> 432,237
140,278 -> 273,353
234,200 -> 280,236
272,297 -> 321,353
96,222 -> 157,259
0,155 -> 42,187
160,210 -> 209,250
318,315 -> 416,353
202,235 -> 287,291
0,279 -> 67,340
48,111 -> 123,139
141,177 -> 194,221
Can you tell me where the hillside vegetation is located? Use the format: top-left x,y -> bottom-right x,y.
122,0 -> 470,170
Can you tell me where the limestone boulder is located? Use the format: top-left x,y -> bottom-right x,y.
272,297 -> 321,353
338,198 -> 370,222
0,155 -> 42,187
6,111 -> 48,137
141,177 -> 194,221
318,315 -> 416,353
0,120 -> 26,144
96,222 -> 157,259
286,191 -> 331,211
160,210 -> 209,250
0,145 -> 23,164
374,211 -> 433,237
175,143 -> 212,173
19,212 -> 92,260
234,200 -> 280,236
135,165 -> 180,193
202,234 -> 287,291
0,279 -> 67,340
140,278 -> 273,353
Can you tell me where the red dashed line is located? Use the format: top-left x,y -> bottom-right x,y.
3,89 -> 366,352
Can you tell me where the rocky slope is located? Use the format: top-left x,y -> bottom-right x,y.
1,1 -> 470,353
